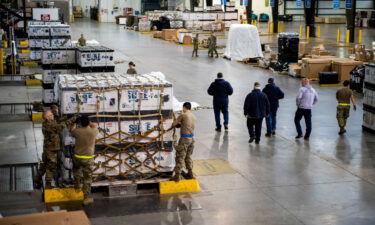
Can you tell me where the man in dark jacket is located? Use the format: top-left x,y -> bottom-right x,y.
244,82 -> 270,144
207,72 -> 233,131
262,78 -> 284,136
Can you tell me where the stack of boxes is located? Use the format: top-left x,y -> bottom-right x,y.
76,46 -> 115,73
28,22 -> 71,60
363,64 -> 375,132
57,73 -> 175,182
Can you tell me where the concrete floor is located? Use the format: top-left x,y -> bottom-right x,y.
1,19 -> 375,224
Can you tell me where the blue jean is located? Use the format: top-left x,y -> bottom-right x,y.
214,104 -> 228,129
294,108 -> 312,137
265,110 -> 277,134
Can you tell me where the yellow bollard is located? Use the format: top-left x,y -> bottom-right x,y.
270,22 -> 274,34
97,13 -> 101,23
281,22 -> 285,32
299,25 -> 303,38
268,22 -> 271,33
277,22 -> 281,33
358,29 -> 363,44
0,48 -> 3,75
71,14 -> 75,23
254,20 -> 257,26
306,26 -> 310,40
317,26 -> 321,38
345,29 -> 350,43
3,41 -> 7,48
336,28 -> 341,43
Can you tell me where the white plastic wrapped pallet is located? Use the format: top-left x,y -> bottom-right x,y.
42,48 -> 76,64
76,46 -> 114,67
43,69 -> 77,84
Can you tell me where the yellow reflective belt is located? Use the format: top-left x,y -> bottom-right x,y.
338,103 -> 350,106
74,154 -> 94,159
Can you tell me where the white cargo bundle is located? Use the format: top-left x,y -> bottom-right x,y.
29,39 -> 50,48
50,25 -> 71,36
43,89 -> 55,103
30,50 -> 42,60
50,38 -> 72,47
93,151 -> 175,177
28,25 -> 50,36
138,21 -> 151,31
41,47 -> 76,65
58,72 -> 173,114
43,69 -> 77,84
76,46 -> 114,67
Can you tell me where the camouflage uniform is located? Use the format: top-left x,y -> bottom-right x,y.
78,37 -> 86,46
208,34 -> 218,58
174,138 -> 195,176
38,118 -> 74,185
192,36 -> 199,57
73,157 -> 94,198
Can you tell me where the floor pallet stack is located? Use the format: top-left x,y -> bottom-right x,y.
28,21 -> 71,61
76,46 -> 115,73
363,64 -> 375,133
56,73 -> 175,185
41,47 -> 77,105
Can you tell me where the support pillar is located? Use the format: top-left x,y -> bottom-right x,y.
304,0 -> 316,37
246,0 -> 253,24
345,0 -> 357,43
271,0 -> 279,33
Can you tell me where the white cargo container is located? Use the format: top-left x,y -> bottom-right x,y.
30,50 -> 42,60
58,73 -> 173,114
50,25 -> 71,36
50,38 -> 72,47
76,46 -> 114,67
41,47 -> 76,65
29,39 -> 50,48
28,25 -> 50,36
42,69 -> 76,84
43,89 -> 55,103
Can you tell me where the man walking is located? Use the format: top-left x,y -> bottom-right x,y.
262,78 -> 284,136
207,72 -> 233,131
171,102 -> 196,182
336,80 -> 356,134
294,78 -> 318,140
71,116 -> 98,205
244,82 -> 270,144
192,33 -> 199,57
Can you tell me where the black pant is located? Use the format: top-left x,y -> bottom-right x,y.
214,103 -> 229,129
294,108 -> 312,137
247,118 -> 264,142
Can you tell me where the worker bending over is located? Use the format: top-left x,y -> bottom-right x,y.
171,102 -> 196,182
71,116 -> 98,205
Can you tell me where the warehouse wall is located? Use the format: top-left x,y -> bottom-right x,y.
99,0 -> 141,22
72,0 -> 98,17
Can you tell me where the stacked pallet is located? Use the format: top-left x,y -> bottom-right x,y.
28,22 -> 72,60
363,64 -> 375,133
57,72 -> 175,183
76,46 -> 115,73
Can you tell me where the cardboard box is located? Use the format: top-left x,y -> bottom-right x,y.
162,29 -> 176,40
355,51 -> 366,61
0,210 -> 91,225
153,31 -> 162,38
324,17 -> 346,24
289,64 -> 302,77
183,35 -> 193,45
301,58 -> 334,79
332,59 -> 363,81
299,42 -> 309,56
365,49 -> 374,61
315,17 -> 325,23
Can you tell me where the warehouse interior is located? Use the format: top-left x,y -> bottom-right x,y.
0,0 -> 375,224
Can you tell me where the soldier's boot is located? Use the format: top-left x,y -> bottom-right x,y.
186,170 -> 196,180
339,126 -> 346,135
34,175 -> 42,189
45,181 -> 53,189
83,197 -> 94,206
170,173 -> 181,182
74,180 -> 81,192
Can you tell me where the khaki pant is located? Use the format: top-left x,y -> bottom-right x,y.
174,138 -> 195,175
336,106 -> 350,129
38,151 -> 58,182
73,157 -> 94,198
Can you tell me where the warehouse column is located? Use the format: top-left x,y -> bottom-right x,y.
345,0 -> 357,43
304,0 -> 316,37
271,0 -> 279,33
246,0 -> 253,24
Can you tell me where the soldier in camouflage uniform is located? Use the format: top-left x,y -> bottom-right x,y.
35,111 -> 75,189
192,34 -> 199,57
78,34 -> 86,46
171,102 -> 196,182
70,116 -> 98,205
208,32 -> 219,58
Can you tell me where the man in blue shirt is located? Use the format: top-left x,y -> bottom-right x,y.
208,72 -> 233,132
244,82 -> 270,144
262,78 -> 284,137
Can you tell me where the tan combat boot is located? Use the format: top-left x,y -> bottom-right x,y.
170,173 -> 181,182
74,180 -> 81,192
83,197 -> 94,206
45,181 -> 52,189
186,170 -> 196,180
